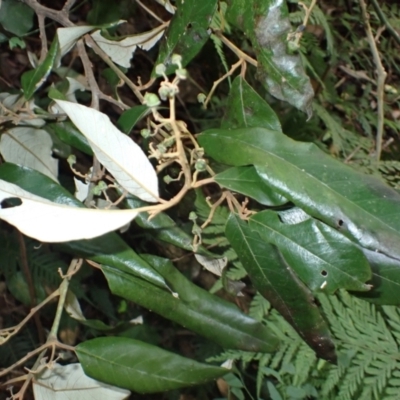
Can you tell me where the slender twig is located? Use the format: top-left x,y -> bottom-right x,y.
37,13 -> 48,62
214,31 -> 258,67
1,259 -> 81,398
136,0 -> 165,23
203,59 -> 243,108
359,0 -> 387,162
370,0 -> 400,46
62,0 -> 77,14
0,289 -> 59,346
17,232 -> 45,344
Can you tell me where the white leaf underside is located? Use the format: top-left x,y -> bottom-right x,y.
90,24 -> 166,68
0,180 -> 138,242
0,127 -> 58,182
55,100 -> 159,203
33,363 -> 130,400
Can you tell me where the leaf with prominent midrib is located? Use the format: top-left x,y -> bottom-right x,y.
249,210 -> 371,293
76,337 -> 227,393
225,213 -> 336,362
198,127 -> 400,262
102,255 -> 280,353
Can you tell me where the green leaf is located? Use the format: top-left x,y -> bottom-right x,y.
354,249 -> 400,305
21,38 -> 60,100
117,105 -> 150,134
124,195 -> 212,255
0,163 -> 167,289
76,337 -> 227,393
215,166 -> 287,207
46,121 -> 93,155
249,210 -> 372,293
0,0 -> 34,36
154,0 -> 218,75
226,0 -> 314,115
225,213 -> 336,361
102,255 -> 280,353
221,76 -> 281,131
199,127 -> 400,263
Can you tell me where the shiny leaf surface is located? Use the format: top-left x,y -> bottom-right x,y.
102,255 -> 280,353
76,337 -> 227,393
199,127 -> 400,263
225,213 -> 336,361
250,210 -> 372,293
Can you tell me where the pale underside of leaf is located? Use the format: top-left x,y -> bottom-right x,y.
33,363 -> 130,400
57,25 -> 94,58
0,127 -> 58,182
90,24 -> 166,68
55,100 -> 159,202
0,180 -> 138,242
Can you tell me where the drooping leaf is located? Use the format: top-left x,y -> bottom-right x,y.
117,105 -> 150,134
226,0 -> 314,115
102,255 -> 280,353
199,127 -> 400,263
0,127 -> 58,182
215,166 -> 287,207
76,337 -> 227,393
21,37 -> 59,100
55,100 -> 159,202
225,213 -> 336,362
91,24 -> 166,68
33,363 -> 130,399
155,0 -> 218,75
0,163 -> 167,289
0,179 -> 138,242
249,210 -> 372,293
221,76 -> 281,132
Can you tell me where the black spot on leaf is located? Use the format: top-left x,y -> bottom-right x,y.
1,197 -> 22,209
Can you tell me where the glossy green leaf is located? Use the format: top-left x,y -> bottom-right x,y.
76,337 -> 227,393
46,121 -> 93,155
0,0 -> 34,36
21,38 -> 60,100
226,0 -> 313,115
354,249 -> 400,305
155,0 -> 217,75
124,195 -> 212,255
199,127 -> 400,263
225,213 -> 336,361
0,163 -> 167,289
102,255 -> 280,353
250,210 -> 371,293
117,105 -> 150,134
221,76 -> 281,131
215,166 -> 287,207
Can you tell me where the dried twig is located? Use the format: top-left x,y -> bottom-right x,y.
358,0 -> 387,162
